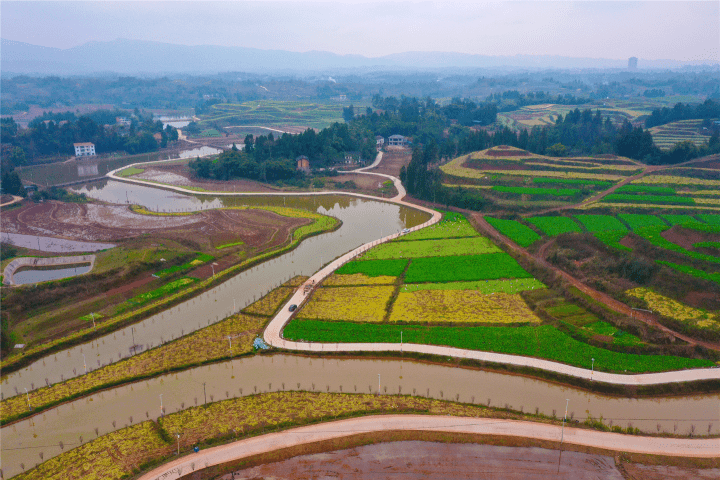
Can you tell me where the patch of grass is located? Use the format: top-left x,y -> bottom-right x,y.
115,167 -> 145,178
298,286 -> 396,323
402,279 -> 545,294
336,259 -> 409,277
545,304 -> 585,317
155,253 -> 215,277
360,237 -> 500,260
388,290 -> 541,324
492,186 -> 580,196
526,216 -> 582,236
404,253 -> 532,283
485,217 -> 541,247
216,241 -> 245,250
399,211 -> 479,241
122,277 -> 197,309
284,320 -> 713,373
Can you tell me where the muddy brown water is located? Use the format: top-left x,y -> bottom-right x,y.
3,183 -> 428,395
1,355 -> 718,478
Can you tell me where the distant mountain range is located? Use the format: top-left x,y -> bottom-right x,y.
1,38 -> 714,76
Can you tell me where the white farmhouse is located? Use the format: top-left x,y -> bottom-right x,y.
74,142 -> 96,157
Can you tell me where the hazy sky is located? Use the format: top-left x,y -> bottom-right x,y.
2,1 -> 718,61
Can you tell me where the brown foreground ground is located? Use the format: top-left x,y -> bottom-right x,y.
218,441 -> 718,480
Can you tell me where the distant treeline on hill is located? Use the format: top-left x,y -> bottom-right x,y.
645,99 -> 719,128
484,90 -> 591,111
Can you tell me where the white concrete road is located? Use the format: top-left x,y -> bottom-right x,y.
107,151 -> 720,386
137,414 -> 720,480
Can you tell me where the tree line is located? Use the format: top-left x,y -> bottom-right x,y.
645,99 -> 719,128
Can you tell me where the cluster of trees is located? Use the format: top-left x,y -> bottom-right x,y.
484,91 -> 590,111
643,89 -> 665,98
645,99 -> 719,128
0,112 -> 178,168
189,121 -> 376,182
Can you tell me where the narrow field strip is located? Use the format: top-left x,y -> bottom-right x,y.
402,278 -> 545,294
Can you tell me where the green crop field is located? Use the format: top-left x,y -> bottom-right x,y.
660,214 -> 698,225
699,214 -> 720,225
649,119 -> 711,150
284,320 -> 712,373
485,217 -> 541,247
602,193 -> 695,206
574,215 -> 628,233
634,225 -> 720,265
616,185 -> 675,194
402,278 -> 545,294
526,216 -> 582,236
404,253 -> 532,283
533,177 -> 613,186
197,100 -> 360,130
492,186 -> 580,196
398,211 -> 479,241
360,237 -> 499,260
336,258 -> 409,277
618,214 -> 668,230
658,261 -> 720,286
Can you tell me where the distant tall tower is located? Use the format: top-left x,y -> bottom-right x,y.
628,57 -> 638,71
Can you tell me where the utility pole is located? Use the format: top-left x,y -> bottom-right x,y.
83,354 -> 87,374
176,432 -> 181,455
591,358 -> 595,380
24,388 -> 31,410
203,382 -> 207,404
159,394 -> 163,417
378,374 -> 381,394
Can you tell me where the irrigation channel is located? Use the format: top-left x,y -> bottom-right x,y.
2,180 -> 429,396
2,355 -> 719,478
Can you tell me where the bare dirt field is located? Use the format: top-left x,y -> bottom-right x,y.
0,201 -> 309,250
367,148 -> 412,177
133,164 -> 281,193
220,441 -> 626,480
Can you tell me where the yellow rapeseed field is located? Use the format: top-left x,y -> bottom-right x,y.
244,287 -> 294,316
13,421 -> 170,480
388,290 -> 541,324
323,273 -> 397,286
627,287 -> 719,329
1,314 -> 265,423
298,286 -> 395,322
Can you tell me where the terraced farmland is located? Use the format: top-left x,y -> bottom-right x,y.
648,119 -> 712,150
197,100 -> 359,131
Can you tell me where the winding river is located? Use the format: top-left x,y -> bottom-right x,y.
2,181 -> 428,396
1,179 -> 718,479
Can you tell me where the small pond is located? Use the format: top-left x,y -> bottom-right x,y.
13,264 -> 91,285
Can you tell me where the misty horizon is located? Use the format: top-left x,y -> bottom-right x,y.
2,1 -> 718,64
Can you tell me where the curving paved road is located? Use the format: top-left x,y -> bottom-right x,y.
137,414 -> 720,480
108,152 -> 720,386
